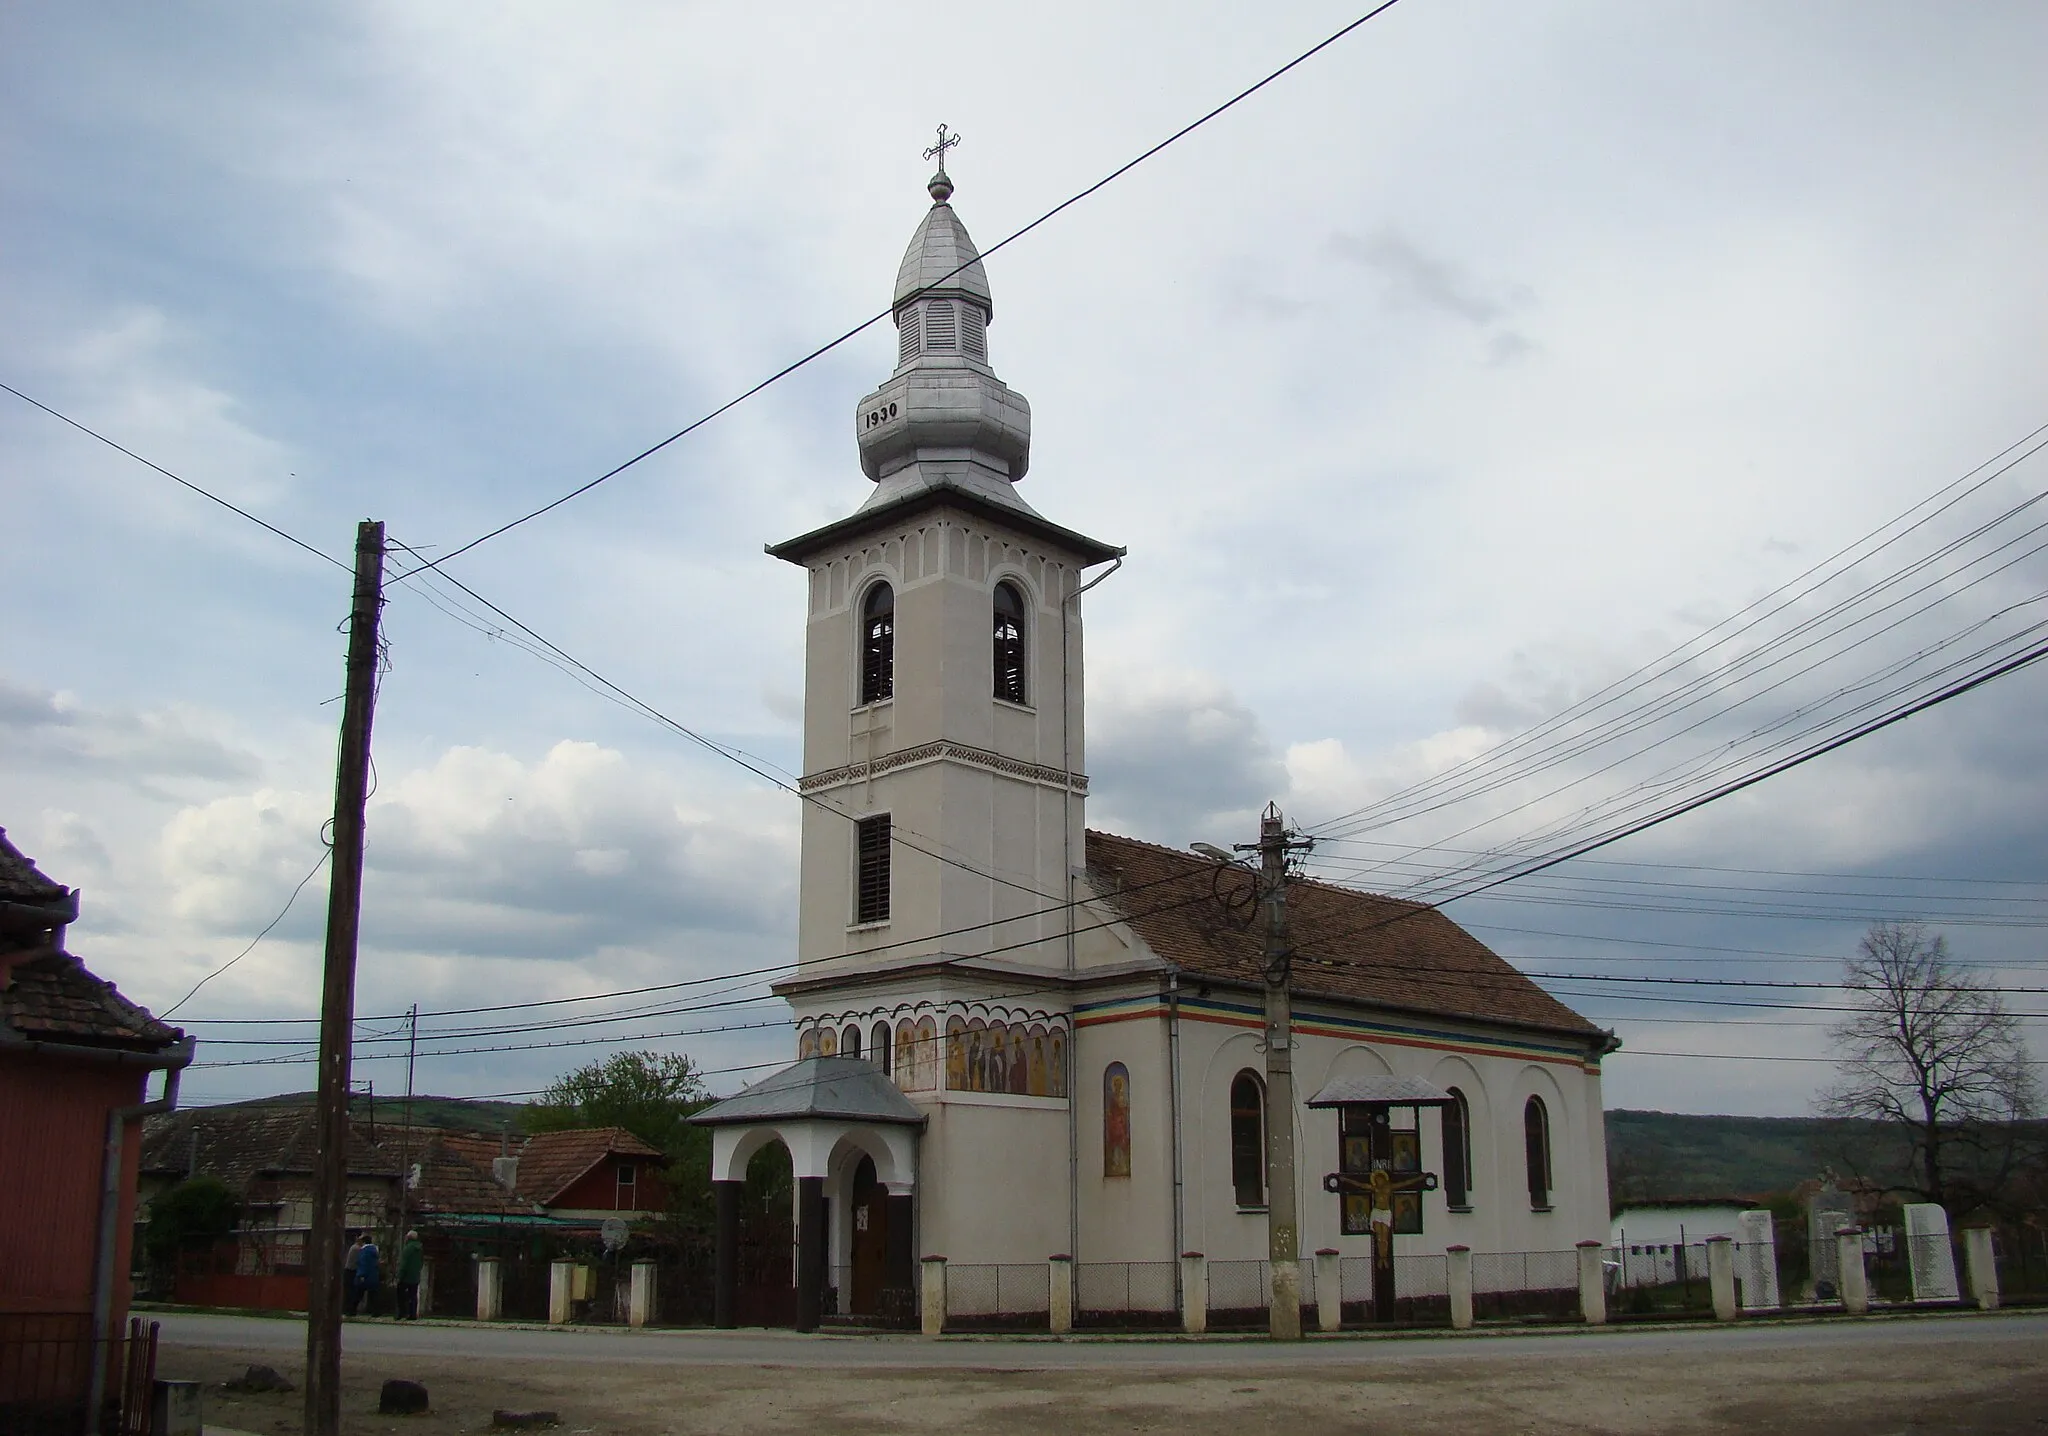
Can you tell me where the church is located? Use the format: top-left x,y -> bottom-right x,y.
693,148 -> 1616,1329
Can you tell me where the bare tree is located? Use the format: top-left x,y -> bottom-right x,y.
1817,920 -> 2041,1218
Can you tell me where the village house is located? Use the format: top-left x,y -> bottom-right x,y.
691,164 -> 1616,1330
0,828 -> 191,1426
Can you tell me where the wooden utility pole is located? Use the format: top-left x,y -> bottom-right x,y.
305,520 -> 385,1436
1252,803 -> 1312,1339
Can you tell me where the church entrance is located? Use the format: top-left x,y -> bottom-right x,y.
849,1155 -> 887,1315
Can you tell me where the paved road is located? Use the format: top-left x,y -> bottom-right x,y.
154,1307 -> 2048,1370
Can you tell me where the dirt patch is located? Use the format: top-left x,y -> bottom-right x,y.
165,1329 -> 2048,1436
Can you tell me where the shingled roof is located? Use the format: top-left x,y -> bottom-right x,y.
2,948 -> 185,1053
1084,829 -> 1605,1042
512,1128 -> 664,1205
141,1105 -> 397,1188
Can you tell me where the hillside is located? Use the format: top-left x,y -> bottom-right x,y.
1605,1109 -> 1882,1203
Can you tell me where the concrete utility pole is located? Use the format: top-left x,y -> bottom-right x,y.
1197,803 -> 1313,1340
306,521 -> 385,1436
1250,803 -> 1312,1340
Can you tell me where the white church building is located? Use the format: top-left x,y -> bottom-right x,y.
694,156 -> 1616,1330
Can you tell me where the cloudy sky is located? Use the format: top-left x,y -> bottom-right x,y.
4,0 -> 2044,1119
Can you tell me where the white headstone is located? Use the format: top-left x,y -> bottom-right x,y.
1736,1210 -> 1781,1310
1902,1203 -> 1960,1303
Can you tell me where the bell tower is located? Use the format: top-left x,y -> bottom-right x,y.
768,148 -> 1123,981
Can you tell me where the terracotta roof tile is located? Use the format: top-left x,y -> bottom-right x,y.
2,947 -> 185,1052
1084,829 -> 1604,1041
0,828 -> 65,902
513,1128 -> 663,1205
142,1105 -> 396,1188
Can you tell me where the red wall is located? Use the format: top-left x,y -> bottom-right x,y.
0,1050 -> 147,1318
171,1273 -> 308,1313
553,1157 -> 664,1212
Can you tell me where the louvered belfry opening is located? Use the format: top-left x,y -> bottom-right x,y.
923,298 -> 957,351
860,582 -> 895,704
897,306 -> 922,365
855,814 -> 892,924
992,580 -> 1026,704
961,303 -> 986,361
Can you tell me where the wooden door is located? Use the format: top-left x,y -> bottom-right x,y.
849,1156 -> 887,1316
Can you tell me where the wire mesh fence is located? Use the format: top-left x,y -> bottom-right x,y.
1470,1249 -> 1579,1322
1994,1226 -> 2048,1303
0,1313 -> 157,1436
944,1263 -> 1052,1329
1074,1261 -> 1178,1328
1334,1251 -> 1451,1325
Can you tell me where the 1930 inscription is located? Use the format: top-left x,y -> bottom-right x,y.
864,400 -> 900,430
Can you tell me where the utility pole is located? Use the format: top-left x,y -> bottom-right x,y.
396,1003 -> 418,1251
1250,803 -> 1312,1340
305,521 -> 385,1436
1196,803 -> 1312,1340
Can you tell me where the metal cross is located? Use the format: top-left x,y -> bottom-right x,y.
923,123 -> 962,175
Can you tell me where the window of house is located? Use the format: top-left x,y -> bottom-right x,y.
1524,1095 -> 1552,1210
1230,1070 -> 1266,1209
1443,1086 -> 1473,1210
992,580 -> 1027,704
855,814 -> 891,924
617,1162 -> 637,1208
872,1021 -> 892,1074
859,582 -> 895,705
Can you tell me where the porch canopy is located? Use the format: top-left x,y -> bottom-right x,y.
1306,1074 -> 1459,1108
690,1056 -> 925,1330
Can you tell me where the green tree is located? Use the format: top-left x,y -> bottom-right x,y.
1816,921 -> 2042,1220
523,1051 -> 716,1225
143,1176 -> 240,1267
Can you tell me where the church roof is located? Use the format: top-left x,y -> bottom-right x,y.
894,199 -> 992,317
690,1056 -> 926,1128
767,472 -> 1124,568
1083,830 -> 1609,1044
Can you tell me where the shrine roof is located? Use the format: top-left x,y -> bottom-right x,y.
691,1056 -> 926,1128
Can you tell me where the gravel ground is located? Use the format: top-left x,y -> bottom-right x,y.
166,1315 -> 2048,1436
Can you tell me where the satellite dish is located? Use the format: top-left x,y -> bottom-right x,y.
601,1217 -> 629,1253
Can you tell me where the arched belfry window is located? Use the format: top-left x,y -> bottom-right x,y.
1230,1070 -> 1266,1209
1523,1095 -> 1552,1210
1443,1087 -> 1472,1209
992,580 -> 1027,704
859,582 -> 895,705
924,299 -> 957,352
897,307 -> 922,365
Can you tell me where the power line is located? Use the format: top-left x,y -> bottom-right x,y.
0,381 -> 349,572
158,849 -> 333,1020
398,0 -> 1414,579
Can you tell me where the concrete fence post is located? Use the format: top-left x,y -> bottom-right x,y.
1179,1253 -> 1208,1334
1706,1236 -> 1737,1321
549,1259 -> 576,1325
1048,1255 -> 1074,1335
1837,1228 -> 1869,1315
629,1259 -> 657,1327
1446,1246 -> 1474,1331
475,1257 -> 502,1322
1577,1240 -> 1608,1326
1961,1228 -> 1999,1310
920,1256 -> 947,1337
1314,1250 -> 1342,1333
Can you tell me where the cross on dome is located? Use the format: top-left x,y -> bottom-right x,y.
923,123 -> 961,202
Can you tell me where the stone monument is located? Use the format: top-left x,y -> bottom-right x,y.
1736,1210 -> 1781,1310
1902,1203 -> 1961,1303
1807,1185 -> 1855,1299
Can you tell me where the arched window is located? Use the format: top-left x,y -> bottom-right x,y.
872,1021 -> 892,1074
1524,1095 -> 1552,1210
992,580 -> 1026,704
1230,1070 -> 1266,1209
1443,1087 -> 1472,1210
859,582 -> 895,705
841,1025 -> 861,1060
1103,1062 -> 1132,1178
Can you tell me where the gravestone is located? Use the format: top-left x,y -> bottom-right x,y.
1735,1210 -> 1781,1310
1807,1186 -> 1855,1299
1902,1203 -> 1960,1303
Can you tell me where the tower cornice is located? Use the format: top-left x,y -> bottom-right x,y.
766,481 -> 1124,568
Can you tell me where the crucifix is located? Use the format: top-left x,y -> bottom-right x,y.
923,123 -> 962,177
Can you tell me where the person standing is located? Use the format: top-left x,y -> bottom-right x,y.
397,1231 -> 424,1320
356,1233 -> 382,1317
342,1233 -> 364,1318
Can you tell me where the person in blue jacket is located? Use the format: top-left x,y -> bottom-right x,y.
355,1234 -> 382,1316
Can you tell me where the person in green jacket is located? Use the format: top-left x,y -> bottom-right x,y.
396,1231 -> 424,1320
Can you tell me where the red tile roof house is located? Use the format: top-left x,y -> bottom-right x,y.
0,829 -> 192,1430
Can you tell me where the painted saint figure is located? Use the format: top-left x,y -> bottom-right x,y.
1103,1062 -> 1132,1178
